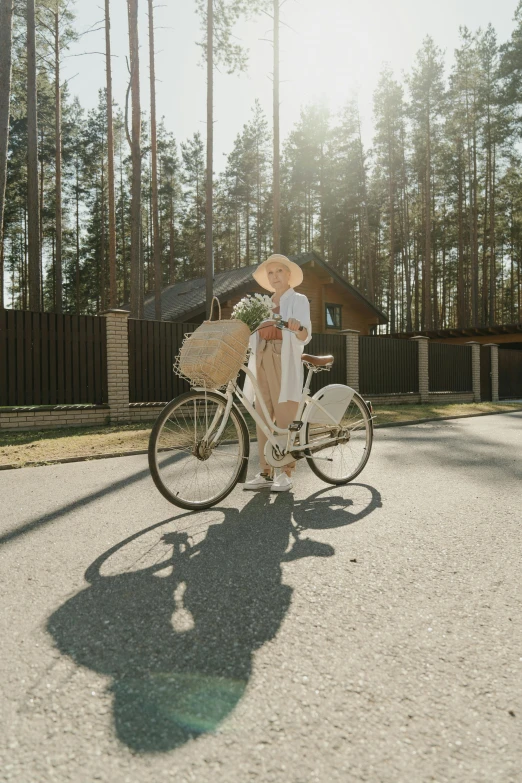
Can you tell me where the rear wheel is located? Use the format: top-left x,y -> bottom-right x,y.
304,392 -> 373,485
148,391 -> 248,510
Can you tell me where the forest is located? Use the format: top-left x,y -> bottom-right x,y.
1,0 -> 522,333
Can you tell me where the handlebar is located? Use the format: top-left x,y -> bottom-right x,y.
251,316 -> 305,336
273,316 -> 305,333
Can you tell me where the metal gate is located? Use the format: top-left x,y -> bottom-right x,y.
498,349 -> 522,400
480,346 -> 492,402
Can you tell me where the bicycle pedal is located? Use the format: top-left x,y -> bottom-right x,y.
288,421 -> 303,432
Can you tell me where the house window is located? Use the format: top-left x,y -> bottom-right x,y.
325,303 -> 342,330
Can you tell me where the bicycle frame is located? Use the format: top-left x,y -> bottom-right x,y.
199,361 -> 354,459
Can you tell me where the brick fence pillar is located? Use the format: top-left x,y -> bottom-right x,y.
344,329 -> 360,391
104,309 -> 130,422
483,343 -> 499,402
466,341 -> 481,402
411,336 -> 429,403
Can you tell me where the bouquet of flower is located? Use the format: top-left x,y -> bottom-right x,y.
231,293 -> 274,332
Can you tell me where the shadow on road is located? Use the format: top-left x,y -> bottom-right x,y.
46,484 -> 380,753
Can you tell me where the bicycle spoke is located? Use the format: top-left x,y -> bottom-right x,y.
306,395 -> 372,484
151,393 -> 245,508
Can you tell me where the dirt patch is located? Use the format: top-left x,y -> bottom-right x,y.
1,402 -> 521,468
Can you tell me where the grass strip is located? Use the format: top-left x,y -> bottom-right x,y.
1,401 -> 521,469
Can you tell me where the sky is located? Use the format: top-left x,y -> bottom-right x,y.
63,0 -> 520,168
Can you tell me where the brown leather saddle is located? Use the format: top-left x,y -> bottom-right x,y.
301,353 -> 334,367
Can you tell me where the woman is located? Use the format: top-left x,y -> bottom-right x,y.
243,254 -> 312,493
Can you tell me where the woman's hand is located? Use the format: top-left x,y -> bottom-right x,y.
287,318 -> 308,341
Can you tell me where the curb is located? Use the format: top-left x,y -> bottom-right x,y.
0,449 -> 149,471
1,408 -> 521,471
374,408 -> 522,429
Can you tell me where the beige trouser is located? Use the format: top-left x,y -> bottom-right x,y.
255,340 -> 298,476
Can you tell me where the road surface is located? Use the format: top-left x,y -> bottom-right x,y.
1,412 -> 521,782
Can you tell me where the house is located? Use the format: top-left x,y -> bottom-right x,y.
139,251 -> 387,335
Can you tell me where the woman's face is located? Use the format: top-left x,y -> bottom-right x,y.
266,262 -> 291,292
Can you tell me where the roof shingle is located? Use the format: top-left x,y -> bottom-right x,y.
131,252 -> 387,323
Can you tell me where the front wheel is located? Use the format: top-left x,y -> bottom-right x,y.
304,392 -> 373,485
148,391 -> 249,510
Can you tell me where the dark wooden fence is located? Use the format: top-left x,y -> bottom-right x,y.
128,324 -> 347,402
128,320 -> 198,403
428,343 -> 472,392
498,349 -> 522,399
308,333 -> 347,394
0,309 -> 107,406
359,337 -> 419,395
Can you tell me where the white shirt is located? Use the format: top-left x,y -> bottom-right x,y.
243,287 -> 312,404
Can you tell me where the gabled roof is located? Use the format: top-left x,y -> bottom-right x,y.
137,251 -> 387,324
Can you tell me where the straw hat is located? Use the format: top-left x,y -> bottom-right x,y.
252,254 -> 303,292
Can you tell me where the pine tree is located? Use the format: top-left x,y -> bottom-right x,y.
408,36 -> 445,329
0,0 -> 14,308
373,65 -> 405,332
127,0 -> 142,318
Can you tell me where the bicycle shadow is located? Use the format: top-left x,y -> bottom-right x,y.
46,484 -> 381,753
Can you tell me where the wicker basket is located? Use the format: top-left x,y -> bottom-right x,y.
174,298 -> 251,389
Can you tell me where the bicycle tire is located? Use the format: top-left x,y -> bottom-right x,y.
148,390 -> 250,511
304,392 -> 373,485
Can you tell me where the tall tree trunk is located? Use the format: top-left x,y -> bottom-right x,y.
27,0 -> 41,311
75,158 -> 80,313
39,134 -> 44,309
457,148 -> 465,327
489,143 -> 496,325
0,0 -> 14,309
54,9 -> 62,312
357,112 -> 373,299
388,121 -> 395,333
471,114 -> 479,326
205,0 -> 213,317
424,105 -> 432,329
105,0 -> 117,308
256,137 -> 261,262
101,154 -> 106,312
148,0 -> 161,320
272,0 -> 280,253
119,134 -> 128,304
481,146 -> 489,325
400,122 -> 412,331
169,186 -> 175,284
245,201 -> 250,264
441,197 -> 447,327
127,0 -> 142,318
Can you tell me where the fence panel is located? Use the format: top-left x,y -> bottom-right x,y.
0,309 -> 107,406
428,343 -> 472,392
498,349 -> 522,399
128,320 -> 198,403
308,333 -> 347,395
128,325 -> 348,402
359,337 -> 419,395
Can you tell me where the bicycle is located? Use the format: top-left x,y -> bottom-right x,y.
148,320 -> 374,511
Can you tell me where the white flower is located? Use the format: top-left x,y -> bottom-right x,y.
231,294 -> 274,331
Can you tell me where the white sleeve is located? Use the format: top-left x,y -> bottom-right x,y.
292,294 -> 312,347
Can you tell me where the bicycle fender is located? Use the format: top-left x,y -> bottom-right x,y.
302,384 -> 356,427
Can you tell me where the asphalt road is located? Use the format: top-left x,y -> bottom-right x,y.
1,412 -> 521,783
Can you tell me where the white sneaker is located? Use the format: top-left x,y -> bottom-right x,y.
271,473 -> 293,492
243,472 -> 273,490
